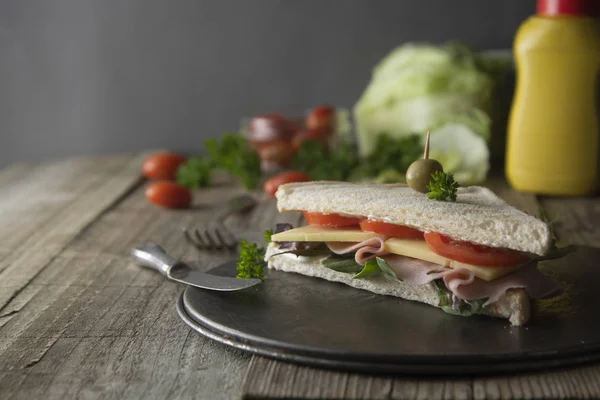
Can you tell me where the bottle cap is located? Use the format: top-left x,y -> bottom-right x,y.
538,0 -> 599,16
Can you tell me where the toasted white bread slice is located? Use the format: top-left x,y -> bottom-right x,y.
275,182 -> 552,256
266,243 -> 530,326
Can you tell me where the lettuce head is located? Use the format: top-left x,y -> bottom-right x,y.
353,43 -> 496,184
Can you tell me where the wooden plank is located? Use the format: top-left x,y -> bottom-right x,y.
243,357 -> 393,400
538,195 -> 600,246
391,379 -> 472,400
0,162 -> 35,189
0,154 -> 146,311
472,366 -> 600,400
0,156 -> 132,252
243,359 -> 474,400
0,166 -> 264,399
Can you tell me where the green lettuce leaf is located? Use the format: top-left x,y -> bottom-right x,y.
353,260 -> 379,279
321,255 -> 363,273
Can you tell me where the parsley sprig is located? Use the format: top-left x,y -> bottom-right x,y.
427,171 -> 459,202
264,229 -> 273,243
236,240 -> 266,279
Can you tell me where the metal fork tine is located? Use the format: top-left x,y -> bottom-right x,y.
194,229 -> 207,250
198,229 -> 213,250
204,229 -> 223,250
184,228 -> 203,250
214,228 -> 235,250
183,227 -> 238,252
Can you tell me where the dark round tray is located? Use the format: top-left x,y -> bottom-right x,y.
177,246 -> 600,375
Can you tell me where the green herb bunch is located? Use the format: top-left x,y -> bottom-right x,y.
177,133 -> 262,190
177,130 -> 426,190
176,157 -> 212,189
291,133 -> 423,183
236,240 -> 266,279
264,229 -> 273,243
366,134 -> 423,176
427,171 -> 459,202
292,140 -> 360,181
345,134 -> 423,182
205,133 -> 261,189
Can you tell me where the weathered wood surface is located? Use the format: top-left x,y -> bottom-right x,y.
1,156 -> 600,400
0,156 -> 259,399
0,155 -> 148,311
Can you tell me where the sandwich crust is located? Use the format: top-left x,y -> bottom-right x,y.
275,182 -> 552,256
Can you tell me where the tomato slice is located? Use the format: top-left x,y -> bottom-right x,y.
424,232 -> 531,267
303,212 -> 360,227
359,220 -> 424,239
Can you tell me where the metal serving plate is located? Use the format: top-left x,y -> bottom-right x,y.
177,246 -> 600,375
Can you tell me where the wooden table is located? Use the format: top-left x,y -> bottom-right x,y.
1,153 -> 600,400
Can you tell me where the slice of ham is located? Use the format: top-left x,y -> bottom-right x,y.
443,264 -> 562,306
326,237 -> 387,265
379,255 -> 562,306
382,254 -> 450,284
323,241 -> 562,306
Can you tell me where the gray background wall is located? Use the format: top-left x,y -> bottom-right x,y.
0,0 -> 535,167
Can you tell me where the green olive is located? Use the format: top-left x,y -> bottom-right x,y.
406,159 -> 443,193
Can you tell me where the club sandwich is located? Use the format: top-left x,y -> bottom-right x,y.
265,181 -> 569,326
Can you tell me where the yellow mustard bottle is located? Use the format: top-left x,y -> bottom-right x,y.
506,0 -> 600,195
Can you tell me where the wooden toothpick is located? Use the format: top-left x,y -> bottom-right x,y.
423,131 -> 430,160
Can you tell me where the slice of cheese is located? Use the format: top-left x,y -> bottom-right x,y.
271,225 -> 380,243
384,238 -> 521,281
271,225 -> 523,281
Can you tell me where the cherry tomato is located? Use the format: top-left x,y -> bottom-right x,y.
306,105 -> 336,133
146,181 -> 192,209
359,220 -> 424,239
142,152 -> 187,180
264,171 -> 311,197
424,232 -> 531,267
303,212 -> 360,227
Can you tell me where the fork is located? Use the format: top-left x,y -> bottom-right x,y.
183,226 -> 238,251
